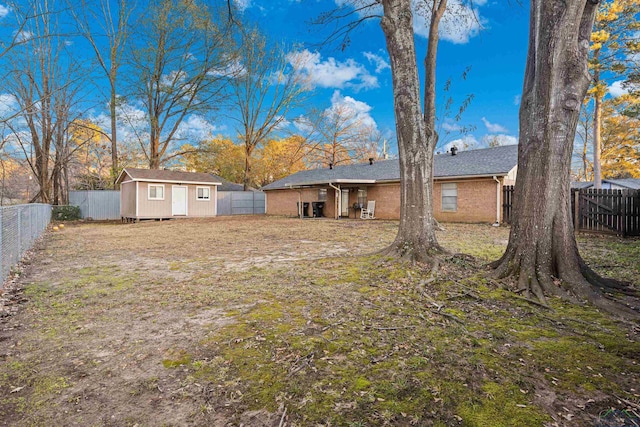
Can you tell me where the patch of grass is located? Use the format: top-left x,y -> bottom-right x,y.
162,348 -> 193,369
458,381 -> 550,426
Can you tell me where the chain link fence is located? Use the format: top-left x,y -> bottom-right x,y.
1,204 -> 52,287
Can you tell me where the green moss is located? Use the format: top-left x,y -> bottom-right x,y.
352,376 -> 371,391
458,381 -> 549,426
162,349 -> 193,369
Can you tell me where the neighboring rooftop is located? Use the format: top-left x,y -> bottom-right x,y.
571,178 -> 640,190
262,145 -> 519,190
212,174 -> 245,192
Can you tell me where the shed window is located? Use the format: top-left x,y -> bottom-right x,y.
441,183 -> 457,212
318,188 -> 327,201
148,184 -> 164,200
197,186 -> 211,201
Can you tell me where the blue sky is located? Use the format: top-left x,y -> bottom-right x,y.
235,0 -> 532,154
1,0 -> 627,162
0,0 -> 533,158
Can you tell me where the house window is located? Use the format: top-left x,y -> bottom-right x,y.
148,184 -> 164,200
318,188 -> 327,201
357,189 -> 367,207
196,186 -> 211,201
441,183 -> 457,211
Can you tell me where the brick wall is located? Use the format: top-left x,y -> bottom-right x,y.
367,183 -> 401,219
434,178 -> 502,223
265,177 -> 504,223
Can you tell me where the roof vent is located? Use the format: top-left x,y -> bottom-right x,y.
451,146 -> 458,156
369,157 -> 374,165
329,163 -> 333,170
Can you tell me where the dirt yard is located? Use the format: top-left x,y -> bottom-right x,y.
0,217 -> 638,426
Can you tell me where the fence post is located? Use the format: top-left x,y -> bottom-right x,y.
17,207 -> 22,256
573,190 -> 580,233
621,191 -> 627,238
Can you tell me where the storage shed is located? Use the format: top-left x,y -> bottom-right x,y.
116,168 -> 222,221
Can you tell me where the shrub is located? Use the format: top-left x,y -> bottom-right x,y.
52,205 -> 81,221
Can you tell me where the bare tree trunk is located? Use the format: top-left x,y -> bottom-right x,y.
110,82 -> 118,185
243,147 -> 252,191
378,0 -> 444,264
593,83 -> 603,188
149,130 -> 161,169
491,0 -> 636,317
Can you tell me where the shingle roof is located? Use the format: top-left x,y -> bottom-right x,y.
607,179 -> 640,190
571,181 -> 593,189
571,178 -> 640,190
212,174 -> 245,191
119,168 -> 222,185
262,145 -> 519,190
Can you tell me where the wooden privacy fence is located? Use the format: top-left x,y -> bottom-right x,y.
502,186 -> 640,237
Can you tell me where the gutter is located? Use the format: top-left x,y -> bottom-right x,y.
493,176 -> 501,226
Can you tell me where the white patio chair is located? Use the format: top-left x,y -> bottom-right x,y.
360,200 -> 376,219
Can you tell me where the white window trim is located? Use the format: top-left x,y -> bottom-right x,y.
196,186 -> 211,201
441,182 -> 458,212
148,184 -> 165,201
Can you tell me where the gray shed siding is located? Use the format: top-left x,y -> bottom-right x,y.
70,190 -> 121,220
217,191 -> 265,215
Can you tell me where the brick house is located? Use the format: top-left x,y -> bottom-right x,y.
261,145 -> 518,223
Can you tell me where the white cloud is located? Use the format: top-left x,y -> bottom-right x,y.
440,132 -> 517,153
608,80 -> 629,98
14,30 -> 32,42
481,117 -> 508,134
233,0 -> 251,12
442,135 -> 479,153
272,115 -> 291,130
335,0 -> 486,44
441,121 -> 461,132
327,90 -> 377,130
175,115 -> 218,141
287,49 -> 378,91
514,95 -> 521,106
209,59 -> 247,78
0,93 -> 19,117
413,0 -> 486,44
293,115 -> 314,133
482,134 -> 518,146
0,4 -> 10,18
363,51 -> 390,73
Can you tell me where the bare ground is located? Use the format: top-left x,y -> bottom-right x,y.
0,216 -> 638,426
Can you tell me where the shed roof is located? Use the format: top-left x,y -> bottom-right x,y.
262,144 -> 519,190
117,168 -> 222,186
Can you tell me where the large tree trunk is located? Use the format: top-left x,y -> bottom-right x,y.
379,0 -> 443,264
491,0 -> 636,316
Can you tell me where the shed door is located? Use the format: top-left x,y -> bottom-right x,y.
172,186 -> 187,216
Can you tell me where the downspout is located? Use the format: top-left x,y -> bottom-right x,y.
297,189 -> 302,219
493,176 -> 501,226
328,182 -> 340,220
